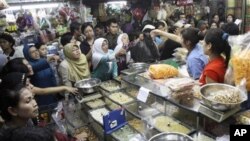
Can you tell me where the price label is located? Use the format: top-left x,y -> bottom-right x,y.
137,87 -> 150,103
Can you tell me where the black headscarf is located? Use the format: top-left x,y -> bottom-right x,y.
0,72 -> 27,90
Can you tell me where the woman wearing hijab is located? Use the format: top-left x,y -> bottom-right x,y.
58,43 -> 90,87
92,38 -> 125,81
114,33 -> 130,73
23,44 -> 58,106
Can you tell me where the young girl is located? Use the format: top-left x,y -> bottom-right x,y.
92,38 -> 125,81
199,29 -> 231,85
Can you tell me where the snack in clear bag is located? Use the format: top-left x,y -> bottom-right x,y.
231,46 -> 250,91
149,64 -> 178,79
165,78 -> 196,91
228,32 -> 250,91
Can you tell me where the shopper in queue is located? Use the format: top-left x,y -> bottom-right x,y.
0,32 -> 24,60
0,77 -> 39,129
114,33 -> 130,73
0,59 -> 78,95
70,22 -> 84,43
199,29 -> 231,85
92,38 -> 125,81
35,42 -> 61,85
58,43 -> 90,87
130,25 -> 160,63
105,18 -> 120,50
80,22 -> 96,69
23,44 -> 59,106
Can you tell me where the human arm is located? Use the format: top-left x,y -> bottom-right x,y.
151,29 -> 181,44
32,86 -> 78,95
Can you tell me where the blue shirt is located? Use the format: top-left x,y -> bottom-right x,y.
154,36 -> 163,46
186,44 -> 208,79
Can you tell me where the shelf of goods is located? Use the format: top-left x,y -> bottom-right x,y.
98,77 -> 197,139
75,59 -> 244,140
120,62 -> 243,137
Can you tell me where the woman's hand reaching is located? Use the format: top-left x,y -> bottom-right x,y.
64,86 -> 78,95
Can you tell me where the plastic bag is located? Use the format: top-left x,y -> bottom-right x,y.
231,45 -> 250,91
227,32 -> 250,91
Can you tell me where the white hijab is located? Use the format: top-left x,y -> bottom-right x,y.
92,38 -> 109,69
114,33 -> 126,54
114,33 -> 131,63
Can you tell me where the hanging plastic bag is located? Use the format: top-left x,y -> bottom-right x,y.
0,0 -> 9,10
231,44 -> 250,91
225,32 -> 250,90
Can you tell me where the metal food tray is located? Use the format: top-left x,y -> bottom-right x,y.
113,76 -> 122,83
124,100 -> 162,119
85,99 -> 106,110
110,124 -> 142,141
75,93 -> 102,103
104,90 -> 135,110
120,67 -> 147,76
88,107 -> 111,139
124,85 -> 139,98
152,114 -> 196,135
126,111 -> 160,138
88,106 -> 111,125
99,80 -> 126,96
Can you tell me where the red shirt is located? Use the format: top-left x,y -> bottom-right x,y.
199,56 -> 226,85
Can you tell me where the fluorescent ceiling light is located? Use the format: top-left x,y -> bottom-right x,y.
3,3 -> 59,11
107,1 -> 127,5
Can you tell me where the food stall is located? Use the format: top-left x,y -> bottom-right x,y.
61,56 -> 247,141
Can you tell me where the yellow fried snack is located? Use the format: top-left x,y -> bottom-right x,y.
231,50 -> 250,91
149,64 -> 178,79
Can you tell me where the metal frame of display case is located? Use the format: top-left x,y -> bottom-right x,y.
122,74 -> 201,131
